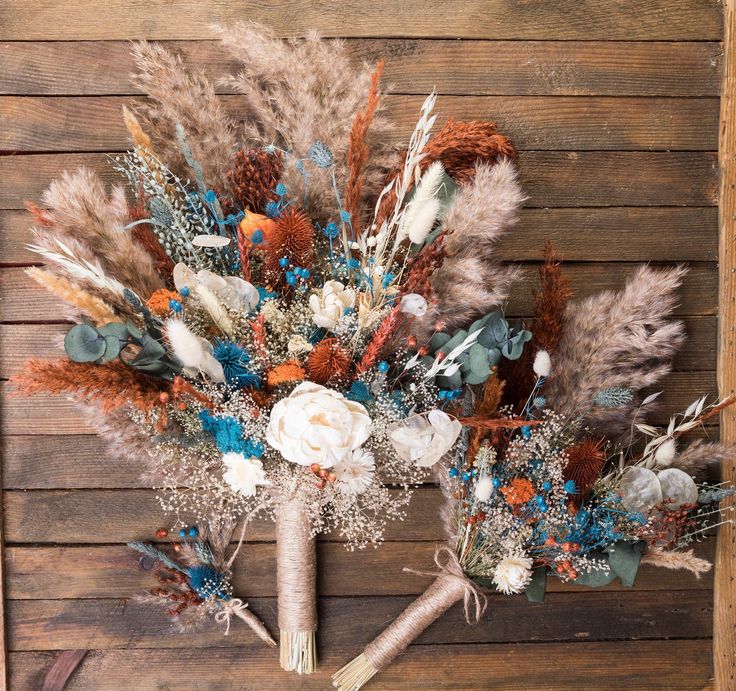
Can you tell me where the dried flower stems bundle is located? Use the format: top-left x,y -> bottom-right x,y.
16,23 -> 532,676
334,266 -> 734,690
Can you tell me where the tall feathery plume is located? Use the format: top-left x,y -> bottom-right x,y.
410,160 -> 525,343
130,41 -> 238,189
502,240 -> 572,410
33,167 -> 163,299
25,267 -> 117,325
215,22 -> 395,221
669,441 -> 734,477
545,265 -> 687,439
12,360 -> 168,415
344,61 -> 384,227
373,118 -> 517,231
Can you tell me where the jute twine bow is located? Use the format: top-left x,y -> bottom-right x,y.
215,598 -> 249,636
403,545 -> 487,624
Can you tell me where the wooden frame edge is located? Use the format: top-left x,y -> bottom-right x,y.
716,0 -> 736,689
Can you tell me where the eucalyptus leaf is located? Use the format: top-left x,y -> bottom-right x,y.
605,541 -> 645,588
101,335 -> 121,361
97,322 -> 130,341
64,324 -> 106,363
429,332 -> 451,352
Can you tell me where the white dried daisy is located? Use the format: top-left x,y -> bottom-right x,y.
222,452 -> 269,497
492,554 -> 533,595
333,448 -> 375,494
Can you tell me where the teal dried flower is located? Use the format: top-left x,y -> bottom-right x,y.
213,340 -> 261,389
595,387 -> 634,408
308,141 -> 333,168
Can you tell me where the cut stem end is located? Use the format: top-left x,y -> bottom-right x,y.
332,653 -> 378,691
280,629 -> 316,674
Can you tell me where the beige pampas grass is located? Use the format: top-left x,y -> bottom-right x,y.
215,22 -> 395,221
32,168 -> 163,299
670,440 -> 734,477
545,265 -> 686,439
130,41 -> 238,189
26,267 -> 117,325
641,547 -> 712,578
411,159 -> 525,341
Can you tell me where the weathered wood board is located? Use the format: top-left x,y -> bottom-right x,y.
0,2 -> 727,689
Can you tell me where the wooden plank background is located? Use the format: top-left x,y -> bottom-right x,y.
0,2 -> 726,688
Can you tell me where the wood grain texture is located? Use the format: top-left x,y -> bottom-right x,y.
0,152 -> 718,210
6,641 -> 715,691
0,40 -> 722,97
0,1 -> 723,41
4,541 -> 715,600
0,207 -> 720,264
715,1 -> 736,689
0,95 -> 719,153
5,591 -> 714,651
0,263 -> 720,324
0,3 -> 727,688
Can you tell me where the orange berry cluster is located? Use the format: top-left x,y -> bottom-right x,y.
309,463 -> 337,490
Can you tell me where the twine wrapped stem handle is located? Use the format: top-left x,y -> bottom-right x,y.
276,496 -> 317,674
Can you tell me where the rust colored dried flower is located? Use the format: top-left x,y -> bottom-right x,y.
227,147 -> 282,213
307,338 -> 351,384
563,437 -> 607,497
147,288 -> 181,316
500,478 -> 535,506
265,208 -> 315,282
267,361 -> 306,388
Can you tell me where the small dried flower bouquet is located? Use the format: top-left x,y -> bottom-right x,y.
333,249 -> 736,690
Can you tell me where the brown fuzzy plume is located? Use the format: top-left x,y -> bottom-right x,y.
468,373 -> 506,460
130,187 -> 175,279
374,118 -> 517,229
307,339 -> 351,384
545,265 -> 687,439
12,359 -> 168,415
265,208 -> 315,284
563,438 -> 607,497
410,160 -> 524,343
130,41 -> 238,189
227,148 -> 282,214
344,61 -> 384,227
357,305 -> 402,373
502,241 -> 572,410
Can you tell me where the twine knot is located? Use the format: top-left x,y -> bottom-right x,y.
403,545 -> 487,624
214,598 -> 249,635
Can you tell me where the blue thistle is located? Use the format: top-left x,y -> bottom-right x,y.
187,565 -> 228,600
308,141 -> 333,168
212,340 -> 261,389
595,387 -> 634,408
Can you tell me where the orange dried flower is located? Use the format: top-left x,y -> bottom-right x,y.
265,208 -> 315,283
307,339 -> 351,384
267,361 -> 306,388
147,288 -> 181,316
564,437 -> 607,497
239,212 -> 278,246
500,478 -> 535,506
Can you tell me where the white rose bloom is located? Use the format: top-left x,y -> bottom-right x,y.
309,280 -> 356,330
222,452 -> 269,497
266,382 -> 371,468
399,293 -> 429,317
389,409 -> 462,468
333,448 -> 375,494
493,555 -> 533,595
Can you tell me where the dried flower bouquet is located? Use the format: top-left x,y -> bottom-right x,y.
12,22 -> 529,675
333,247 -> 736,690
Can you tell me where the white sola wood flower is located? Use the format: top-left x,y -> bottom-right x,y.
266,382 -> 371,468
309,280 -> 356,330
493,555 -> 533,595
389,409 -> 462,468
222,452 -> 269,497
333,448 -> 376,494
